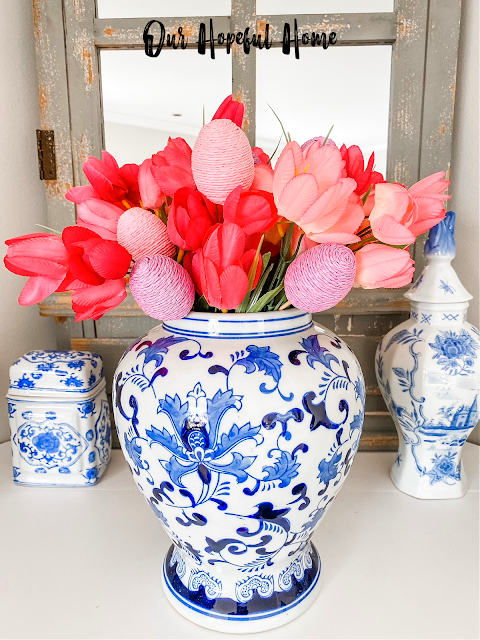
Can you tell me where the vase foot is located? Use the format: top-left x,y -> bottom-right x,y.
390,466 -> 468,499
161,544 -> 322,634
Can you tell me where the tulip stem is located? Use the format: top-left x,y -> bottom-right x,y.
323,125 -> 334,146
177,249 -> 185,264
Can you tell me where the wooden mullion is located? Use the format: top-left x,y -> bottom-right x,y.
414,0 -> 462,273
63,0 -> 103,187
94,17 -> 230,48
257,13 -> 396,45
32,0 -> 76,231
231,0 -> 256,147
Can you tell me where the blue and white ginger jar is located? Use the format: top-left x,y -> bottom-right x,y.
376,212 -> 479,499
113,309 -> 365,633
7,350 -> 111,486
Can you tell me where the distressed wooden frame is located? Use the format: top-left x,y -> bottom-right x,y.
33,0 -> 462,450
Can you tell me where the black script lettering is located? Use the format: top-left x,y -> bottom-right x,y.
226,32 -> 236,54
198,22 -> 206,54
143,20 -> 165,57
217,32 -> 225,46
283,23 -> 290,55
294,18 -> 299,59
209,19 -> 215,58
236,31 -> 244,45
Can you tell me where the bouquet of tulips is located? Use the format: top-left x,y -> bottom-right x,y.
4,95 -> 451,321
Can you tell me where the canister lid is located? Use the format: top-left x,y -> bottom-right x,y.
8,350 -> 104,397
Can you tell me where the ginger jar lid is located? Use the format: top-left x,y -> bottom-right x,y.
7,350 -> 105,398
405,211 -> 472,304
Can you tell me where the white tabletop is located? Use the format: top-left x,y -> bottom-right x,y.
0,441 -> 478,639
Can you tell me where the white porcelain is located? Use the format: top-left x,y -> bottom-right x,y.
376,212 -> 479,499
113,309 -> 365,632
7,350 -> 111,486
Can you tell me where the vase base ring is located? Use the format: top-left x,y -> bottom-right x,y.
161,544 -> 322,634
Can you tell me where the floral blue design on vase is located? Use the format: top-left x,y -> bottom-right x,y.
376,212 -> 480,499
7,350 -> 112,486
113,310 -> 365,633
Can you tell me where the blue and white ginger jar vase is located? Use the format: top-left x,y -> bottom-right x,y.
376,212 -> 479,499
7,350 -> 111,486
113,309 -> 365,633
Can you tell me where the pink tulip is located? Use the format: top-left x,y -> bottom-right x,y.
353,244 -> 415,289
151,138 -> 196,197
212,95 -> 244,128
138,158 -> 165,210
272,141 -> 363,244
251,162 -> 274,192
4,233 -> 69,305
369,172 -> 450,244
71,278 -> 127,321
65,184 -> 100,204
76,198 -> 125,240
82,151 -> 128,203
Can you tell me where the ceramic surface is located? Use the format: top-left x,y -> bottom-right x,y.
113,310 -> 365,632
7,350 -> 111,486
376,213 -> 480,499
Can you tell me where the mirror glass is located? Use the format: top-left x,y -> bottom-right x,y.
97,0 -> 231,19
100,49 -> 231,166
256,45 -> 391,176
256,0 -> 394,13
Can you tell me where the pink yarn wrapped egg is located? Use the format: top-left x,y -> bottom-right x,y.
129,255 -> 195,321
285,243 -> 356,313
301,136 -> 337,151
117,207 -> 176,261
191,119 -> 255,204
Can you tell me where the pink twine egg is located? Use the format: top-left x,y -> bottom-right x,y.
285,243 -> 356,313
191,119 -> 255,204
301,136 -> 337,151
117,207 -> 176,261
129,255 -> 195,321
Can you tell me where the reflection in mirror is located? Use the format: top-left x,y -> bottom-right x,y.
256,0 -> 394,13
97,0 -> 231,19
256,46 -> 391,176
100,50 -> 231,166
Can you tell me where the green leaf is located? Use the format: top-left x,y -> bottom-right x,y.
267,103 -> 289,144
247,264 -> 274,310
323,125 -> 334,145
248,283 -> 285,313
237,235 -> 264,313
194,295 -> 210,312
361,184 -> 373,205
261,252 -> 271,273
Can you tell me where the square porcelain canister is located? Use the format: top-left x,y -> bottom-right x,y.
6,350 -> 111,486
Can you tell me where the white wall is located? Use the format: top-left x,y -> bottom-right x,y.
450,0 -> 480,444
0,2 -> 57,443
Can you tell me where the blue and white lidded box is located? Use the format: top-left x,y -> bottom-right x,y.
6,350 -> 111,486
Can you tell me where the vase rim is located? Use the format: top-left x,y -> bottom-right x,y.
163,308 -> 313,339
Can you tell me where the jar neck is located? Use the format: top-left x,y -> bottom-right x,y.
163,310 -> 313,339
410,301 -> 469,327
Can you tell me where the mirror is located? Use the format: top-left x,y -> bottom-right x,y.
100,49 -> 231,166
256,45 -> 392,175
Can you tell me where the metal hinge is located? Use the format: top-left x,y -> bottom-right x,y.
36,130 -> 57,180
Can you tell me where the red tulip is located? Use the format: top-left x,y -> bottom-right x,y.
252,146 -> 270,165
168,187 -> 219,251
354,244 -> 415,289
118,163 -> 141,205
184,223 -> 261,309
76,198 -> 125,240
71,278 -> 127,321
4,233 -> 69,305
223,186 -> 280,235
151,138 -> 196,197
212,95 -> 244,128
138,158 -> 165,210
82,151 -> 128,203
340,145 -> 385,196
61,226 -> 131,287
